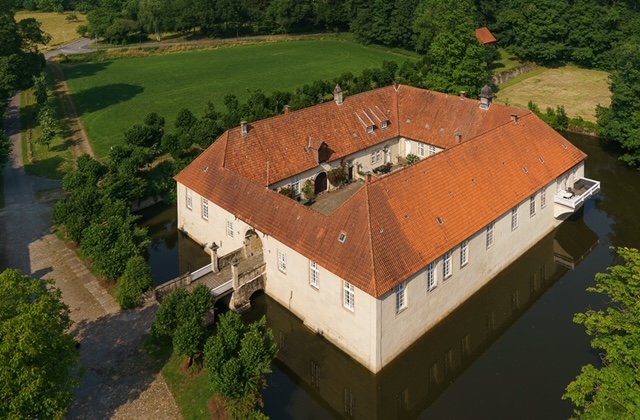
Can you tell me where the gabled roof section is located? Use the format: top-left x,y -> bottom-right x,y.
475,27 -> 497,45
216,84 -> 526,185
222,86 -> 399,185
176,86 -> 588,298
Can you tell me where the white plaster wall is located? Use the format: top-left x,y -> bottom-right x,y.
261,236 -> 379,370
400,137 -> 443,159
377,176 -> 560,367
176,183 -> 250,257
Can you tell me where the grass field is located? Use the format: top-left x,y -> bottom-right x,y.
20,87 -> 75,179
491,48 -> 522,73
61,38 -> 417,158
16,11 -> 86,48
496,65 -> 611,122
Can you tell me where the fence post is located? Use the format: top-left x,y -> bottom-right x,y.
210,243 -> 220,273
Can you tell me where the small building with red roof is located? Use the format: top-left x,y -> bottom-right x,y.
175,84 -> 599,372
475,26 -> 497,45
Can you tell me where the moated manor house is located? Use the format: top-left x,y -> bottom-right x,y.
175,84 -> 599,373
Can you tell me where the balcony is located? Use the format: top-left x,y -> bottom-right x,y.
554,177 -> 600,218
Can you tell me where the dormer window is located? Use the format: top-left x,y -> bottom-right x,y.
381,120 -> 389,129
367,125 -> 375,134
338,232 -> 347,243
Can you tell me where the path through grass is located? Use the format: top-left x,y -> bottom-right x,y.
496,65 -> 610,122
61,38 -> 417,158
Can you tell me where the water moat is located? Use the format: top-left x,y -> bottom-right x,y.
139,132 -> 640,419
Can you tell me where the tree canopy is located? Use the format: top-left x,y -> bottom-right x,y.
0,269 -> 80,419
204,312 -> 277,418
564,248 -> 640,417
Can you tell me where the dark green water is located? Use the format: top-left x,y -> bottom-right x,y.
141,132 -> 640,419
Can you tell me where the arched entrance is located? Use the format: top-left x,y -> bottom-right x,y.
314,172 -> 327,195
244,229 -> 263,258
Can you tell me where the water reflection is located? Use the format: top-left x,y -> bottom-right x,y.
137,203 -> 210,285
255,213 -> 598,419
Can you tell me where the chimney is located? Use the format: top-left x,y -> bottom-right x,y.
366,173 -> 372,183
454,131 -> 462,143
283,105 -> 290,114
240,121 -> 248,136
459,91 -> 467,99
392,80 -> 400,91
510,113 -> 519,123
479,84 -> 494,110
334,84 -> 343,105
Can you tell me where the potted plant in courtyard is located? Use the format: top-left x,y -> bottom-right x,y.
327,166 -> 347,187
302,179 -> 315,205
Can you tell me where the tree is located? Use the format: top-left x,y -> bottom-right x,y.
597,42 -> 640,167
412,0 -> 477,53
0,269 -> 80,419
117,255 -> 153,309
0,132 -> 10,171
423,30 -> 491,96
36,103 -> 57,149
205,312 -> 277,417
138,0 -> 173,41
563,247 -> 640,417
0,6 -> 47,119
151,285 -> 214,365
80,210 -> 149,279
152,287 -> 189,338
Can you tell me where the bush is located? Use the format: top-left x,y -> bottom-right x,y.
116,255 -> 153,309
327,166 -> 346,186
405,153 -> 420,165
301,179 -> 315,201
278,186 -> 295,198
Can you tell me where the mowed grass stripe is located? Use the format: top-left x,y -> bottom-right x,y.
62,39 -> 416,158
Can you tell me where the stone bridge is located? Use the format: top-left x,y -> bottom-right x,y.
154,244 -> 266,312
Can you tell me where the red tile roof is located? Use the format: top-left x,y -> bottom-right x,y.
175,86 -> 586,298
475,27 -> 497,45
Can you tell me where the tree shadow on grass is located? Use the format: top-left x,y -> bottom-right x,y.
67,302 -> 173,419
70,84 -> 145,116
60,62 -> 112,81
24,156 -> 66,179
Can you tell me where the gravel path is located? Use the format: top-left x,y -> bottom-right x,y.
1,93 -> 180,419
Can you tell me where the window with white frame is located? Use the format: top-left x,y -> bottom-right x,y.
428,145 -> 436,156
417,143 -> 426,157
201,198 -> 209,220
540,187 -> 547,209
226,220 -> 234,238
186,189 -> 193,210
511,207 -> 519,231
529,195 -> 536,217
277,250 -> 287,273
309,261 -> 319,289
291,177 -> 300,196
460,240 -> 469,267
395,282 -> 407,313
371,149 -> 382,165
343,281 -> 355,311
427,262 -> 437,291
443,252 -> 452,279
486,222 -> 494,248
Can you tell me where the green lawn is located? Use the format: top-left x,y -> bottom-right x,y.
20,88 -> 75,179
62,38 -> 416,158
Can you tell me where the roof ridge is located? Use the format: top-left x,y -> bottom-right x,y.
362,181 -> 378,295
221,131 -> 230,168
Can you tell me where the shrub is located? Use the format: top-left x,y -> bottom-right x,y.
405,153 -> 420,165
301,179 -> 315,201
327,166 -> 346,186
116,255 -> 153,309
278,186 -> 296,198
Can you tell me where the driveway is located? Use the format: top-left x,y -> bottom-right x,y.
1,93 -> 180,419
